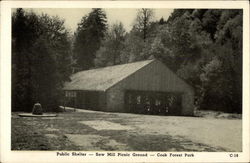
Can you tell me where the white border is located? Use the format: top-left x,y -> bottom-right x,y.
1,1 -> 249,162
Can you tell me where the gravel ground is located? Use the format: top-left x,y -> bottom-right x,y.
11,108 -> 242,151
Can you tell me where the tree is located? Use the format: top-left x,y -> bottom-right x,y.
134,8 -> 154,41
12,9 -> 72,112
32,14 -> 72,110
12,9 -> 41,111
201,9 -> 243,113
159,17 -> 167,25
120,29 -> 145,63
94,22 -> 126,67
167,9 -> 194,23
165,9 -> 242,113
39,14 -> 72,82
73,8 -> 107,70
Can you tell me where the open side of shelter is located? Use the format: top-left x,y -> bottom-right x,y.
63,59 -> 194,116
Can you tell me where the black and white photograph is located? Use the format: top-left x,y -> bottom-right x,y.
0,1 -> 249,162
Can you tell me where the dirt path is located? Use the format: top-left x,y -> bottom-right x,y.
12,109 -> 242,151
71,108 -> 241,151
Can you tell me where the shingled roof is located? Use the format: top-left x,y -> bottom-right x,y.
63,59 -> 154,91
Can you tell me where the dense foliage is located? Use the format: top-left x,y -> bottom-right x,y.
12,9 -> 72,112
12,8 -> 242,113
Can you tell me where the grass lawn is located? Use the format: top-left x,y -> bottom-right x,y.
11,108 -> 241,151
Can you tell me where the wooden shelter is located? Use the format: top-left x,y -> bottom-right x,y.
63,59 -> 194,116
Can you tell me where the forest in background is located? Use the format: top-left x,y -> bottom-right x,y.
12,8 -> 242,113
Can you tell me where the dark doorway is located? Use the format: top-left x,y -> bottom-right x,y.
125,90 -> 182,115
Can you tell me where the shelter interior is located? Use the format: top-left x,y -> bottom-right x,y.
125,90 -> 182,115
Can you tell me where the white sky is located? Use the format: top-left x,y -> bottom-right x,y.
28,8 -> 173,33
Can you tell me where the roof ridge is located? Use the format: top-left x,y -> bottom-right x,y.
75,59 -> 155,74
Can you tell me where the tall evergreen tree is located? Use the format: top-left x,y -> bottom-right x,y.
73,8 -> 107,70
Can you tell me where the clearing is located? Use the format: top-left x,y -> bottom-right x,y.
11,108 -> 242,151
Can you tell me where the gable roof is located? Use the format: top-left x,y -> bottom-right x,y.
63,59 -> 154,91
